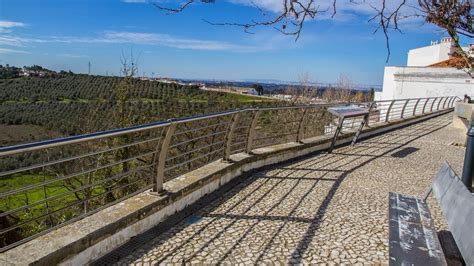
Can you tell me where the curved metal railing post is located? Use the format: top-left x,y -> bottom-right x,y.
430,97 -> 438,112
154,121 -> 176,193
296,107 -> 309,143
442,97 -> 449,109
450,96 -> 457,108
412,98 -> 421,116
246,109 -> 260,154
444,96 -> 450,109
454,96 -> 461,107
223,111 -> 241,161
451,96 -> 459,107
448,96 -> 456,108
401,99 -> 410,119
385,100 -> 396,122
436,97 -> 443,110
422,98 -> 430,114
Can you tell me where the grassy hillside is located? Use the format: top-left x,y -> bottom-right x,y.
0,74 -> 278,146
0,75 -> 270,103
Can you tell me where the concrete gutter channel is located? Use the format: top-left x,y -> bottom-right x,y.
0,109 -> 453,265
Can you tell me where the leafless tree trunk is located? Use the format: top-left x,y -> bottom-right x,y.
335,74 -> 353,102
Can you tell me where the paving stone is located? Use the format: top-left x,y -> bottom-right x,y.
112,114 -> 462,265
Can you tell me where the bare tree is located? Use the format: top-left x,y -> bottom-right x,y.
334,74 -> 353,102
322,86 -> 336,103
153,0 -> 473,75
298,72 -> 318,103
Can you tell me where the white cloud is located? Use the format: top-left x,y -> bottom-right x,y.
0,31 -> 271,52
0,47 -> 29,54
0,20 -> 26,33
58,53 -> 89,58
0,21 -> 26,28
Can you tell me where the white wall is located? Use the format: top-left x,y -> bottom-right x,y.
407,42 -> 454,67
375,66 -> 473,101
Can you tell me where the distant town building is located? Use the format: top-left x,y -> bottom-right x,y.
200,85 -> 262,96
375,38 -> 473,101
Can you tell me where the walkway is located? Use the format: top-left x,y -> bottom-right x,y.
105,113 -> 466,265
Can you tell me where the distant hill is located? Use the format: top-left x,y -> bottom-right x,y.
177,78 -> 382,93
0,72 -> 279,145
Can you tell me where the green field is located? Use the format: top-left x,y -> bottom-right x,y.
0,74 -> 279,145
0,72 -> 282,247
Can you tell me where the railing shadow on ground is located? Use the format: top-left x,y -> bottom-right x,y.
0,97 -> 457,252
97,114 -> 453,264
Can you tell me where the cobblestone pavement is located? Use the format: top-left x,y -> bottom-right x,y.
113,114 -> 465,265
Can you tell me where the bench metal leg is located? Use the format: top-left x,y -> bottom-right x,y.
329,117 -> 344,153
351,115 -> 367,146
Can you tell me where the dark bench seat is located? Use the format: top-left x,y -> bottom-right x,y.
388,162 -> 474,266
389,193 -> 446,265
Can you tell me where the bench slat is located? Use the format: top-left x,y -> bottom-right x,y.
389,192 -> 447,266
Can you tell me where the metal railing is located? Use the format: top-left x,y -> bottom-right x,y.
0,96 -> 458,251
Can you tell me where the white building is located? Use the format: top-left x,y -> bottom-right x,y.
375,38 -> 473,101
407,37 -> 455,67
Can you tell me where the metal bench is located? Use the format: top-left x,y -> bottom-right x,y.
388,162 -> 474,266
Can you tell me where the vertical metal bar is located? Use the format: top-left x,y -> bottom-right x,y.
448,96 -> 456,108
351,102 -> 375,146
401,99 -> 410,119
422,98 -> 430,114
441,97 -> 449,109
436,97 -> 443,110
42,165 -> 54,224
385,100 -> 396,122
452,96 -> 459,107
154,122 -> 176,193
223,112 -> 241,161
447,97 -> 452,108
329,117 -> 344,153
430,97 -> 438,112
246,109 -> 260,154
412,98 -> 421,116
296,108 -> 308,143
366,104 -> 372,127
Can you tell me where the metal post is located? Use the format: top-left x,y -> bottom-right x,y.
329,117 -> 344,153
223,112 -> 241,161
422,98 -> 430,114
448,96 -> 455,108
461,119 -> 474,191
366,102 -> 374,127
296,108 -> 308,143
449,96 -> 457,108
385,100 -> 395,122
153,122 -> 176,193
441,97 -> 449,109
401,99 -> 410,119
436,97 -> 443,110
246,109 -> 260,154
413,98 -> 421,116
351,102 -> 374,146
430,97 -> 438,112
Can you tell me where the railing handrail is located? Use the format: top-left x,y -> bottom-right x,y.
0,96 -> 460,157
0,103 -> 353,157
0,95 -> 460,252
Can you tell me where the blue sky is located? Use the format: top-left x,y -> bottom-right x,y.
0,0 -> 469,85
